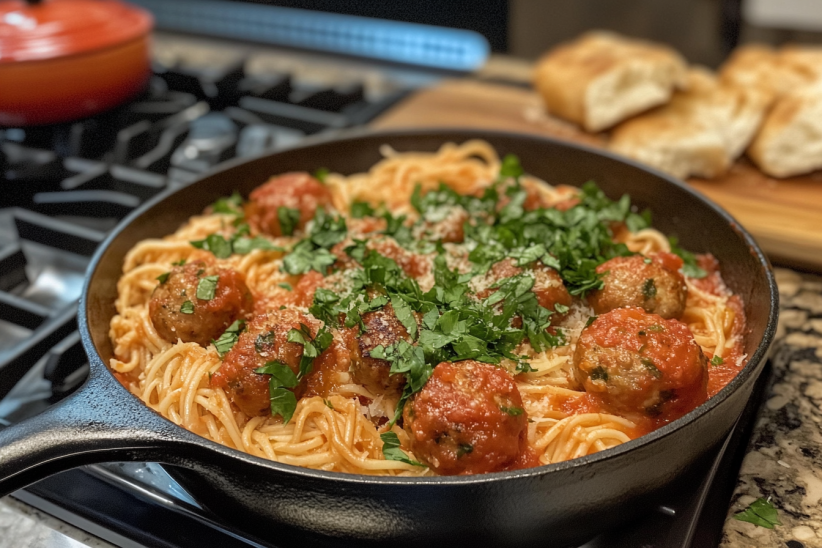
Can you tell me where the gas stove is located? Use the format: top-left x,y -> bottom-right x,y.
0,43 -> 770,548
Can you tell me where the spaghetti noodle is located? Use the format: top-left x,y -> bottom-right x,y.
109,141 -> 746,476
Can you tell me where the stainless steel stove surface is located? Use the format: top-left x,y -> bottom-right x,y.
0,38 -> 769,548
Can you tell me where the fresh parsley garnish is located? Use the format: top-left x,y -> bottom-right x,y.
172,258 -> 186,266
281,209 -> 347,275
711,355 -> 724,366
590,366 -> 608,381
212,320 -> 245,357
196,275 -> 219,300
156,272 -> 170,284
277,206 -> 301,236
180,300 -> 195,314
457,443 -> 474,457
192,232 -> 283,258
313,167 -> 329,184
350,201 -> 375,218
641,358 -> 662,379
212,191 -> 244,217
278,282 -> 292,291
190,234 -> 233,259
500,405 -> 524,416
733,498 -> 781,529
642,278 -> 657,299
380,431 -> 424,466
232,235 -> 285,255
254,361 -> 299,423
286,324 -> 334,378
668,236 -> 707,278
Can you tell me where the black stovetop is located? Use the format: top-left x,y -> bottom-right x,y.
0,56 -> 767,548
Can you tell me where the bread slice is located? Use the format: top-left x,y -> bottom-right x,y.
748,82 -> 822,178
533,31 -> 688,132
720,43 -> 821,102
609,69 -> 768,179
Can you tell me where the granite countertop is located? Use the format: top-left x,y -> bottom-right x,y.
721,268 -> 822,548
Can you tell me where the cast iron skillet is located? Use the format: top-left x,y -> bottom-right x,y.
0,129 -> 778,547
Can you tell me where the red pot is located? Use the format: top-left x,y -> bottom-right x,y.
0,0 -> 153,126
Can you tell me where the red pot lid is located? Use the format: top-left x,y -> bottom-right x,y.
0,0 -> 153,64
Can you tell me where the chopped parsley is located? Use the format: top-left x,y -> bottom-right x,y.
313,167 -> 329,183
641,357 -> 662,379
733,498 -> 781,529
380,431 -> 424,466
711,355 -> 724,366
647,324 -> 664,333
190,234 -> 233,259
180,300 -> 195,314
196,275 -> 219,300
212,320 -> 245,357
255,331 -> 274,353
254,361 -> 299,423
457,443 -> 474,457
585,316 -> 598,328
172,258 -> 186,266
500,405 -> 524,416
350,201 -> 376,219
192,232 -> 283,258
281,208 -> 347,275
642,278 -> 657,299
211,191 -> 244,217
277,206 -> 301,236
286,324 -> 334,378
323,399 -> 334,410
156,272 -> 170,284
590,366 -> 608,381
254,324 -> 333,423
669,236 -> 707,278
278,282 -> 293,291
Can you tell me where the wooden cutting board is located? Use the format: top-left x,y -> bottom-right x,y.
372,79 -> 822,271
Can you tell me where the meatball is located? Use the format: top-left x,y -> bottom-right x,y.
351,303 -> 414,398
304,327 -> 359,398
149,261 -> 253,346
531,263 -> 573,322
477,259 -> 571,325
211,309 -> 318,417
244,172 -> 332,237
572,307 -> 708,420
369,238 -> 430,279
588,253 -> 687,319
403,360 -> 527,475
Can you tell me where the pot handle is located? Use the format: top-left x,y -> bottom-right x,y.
0,364 -> 191,497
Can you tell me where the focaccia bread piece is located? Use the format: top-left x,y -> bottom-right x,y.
748,82 -> 822,178
720,43 -> 822,102
609,69 -> 768,179
533,31 -> 688,133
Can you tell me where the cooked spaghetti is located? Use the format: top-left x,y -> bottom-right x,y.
109,140 -> 747,476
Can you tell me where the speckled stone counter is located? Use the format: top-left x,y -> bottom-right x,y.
721,268 -> 822,548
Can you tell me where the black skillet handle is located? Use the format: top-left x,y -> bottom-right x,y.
0,363 -> 190,497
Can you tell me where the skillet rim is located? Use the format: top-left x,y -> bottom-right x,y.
78,127 -> 779,486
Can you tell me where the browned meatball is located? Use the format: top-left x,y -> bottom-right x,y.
478,259 -> 571,325
351,303 -> 414,398
531,263 -> 573,322
403,360 -> 527,475
572,307 -> 707,420
244,172 -> 332,237
211,309 -> 318,417
588,253 -> 687,319
149,261 -> 253,346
